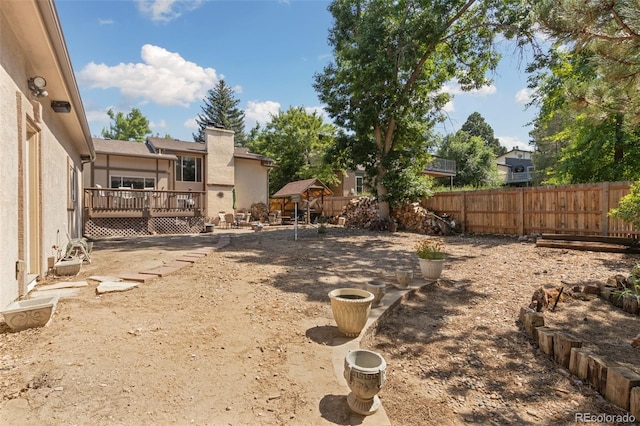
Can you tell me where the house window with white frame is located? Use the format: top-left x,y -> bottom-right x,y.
110,176 -> 156,189
175,156 -> 202,182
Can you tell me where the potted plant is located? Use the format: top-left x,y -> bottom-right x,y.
415,237 -> 446,281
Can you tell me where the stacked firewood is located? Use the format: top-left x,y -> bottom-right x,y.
340,197 -> 385,230
338,198 -> 457,234
250,202 -> 269,222
391,202 -> 458,235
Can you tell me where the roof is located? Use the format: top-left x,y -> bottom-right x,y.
272,178 -> 333,198
234,147 -> 276,166
93,138 -> 177,160
147,137 -> 207,154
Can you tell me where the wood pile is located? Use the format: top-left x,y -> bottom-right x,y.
391,202 -> 458,235
337,198 -> 459,234
250,202 -> 269,222
536,234 -> 640,254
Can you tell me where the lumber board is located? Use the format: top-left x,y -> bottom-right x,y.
540,234 -> 638,246
535,239 -> 640,254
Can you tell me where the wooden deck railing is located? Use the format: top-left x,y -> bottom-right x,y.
84,188 -> 205,218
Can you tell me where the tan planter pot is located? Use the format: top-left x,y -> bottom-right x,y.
343,349 -> 387,415
419,258 -> 445,281
328,288 -> 374,337
1,296 -> 58,331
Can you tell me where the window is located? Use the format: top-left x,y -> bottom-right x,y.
355,174 -> 364,195
110,176 -> 156,189
176,156 -> 202,182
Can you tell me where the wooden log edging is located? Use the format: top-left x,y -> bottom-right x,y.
519,306 -> 640,420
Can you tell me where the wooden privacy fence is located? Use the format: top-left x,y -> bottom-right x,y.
422,181 -> 637,238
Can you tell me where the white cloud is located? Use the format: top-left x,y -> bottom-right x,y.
183,117 -> 198,130
137,0 -> 204,23
244,100 -> 281,129
150,119 -> 167,130
515,88 -> 534,106
98,19 -> 114,25
304,106 -> 328,118
498,136 -> 532,152
441,79 -> 497,97
442,100 -> 455,113
77,44 -> 217,107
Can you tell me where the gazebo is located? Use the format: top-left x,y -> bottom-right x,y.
271,178 -> 333,224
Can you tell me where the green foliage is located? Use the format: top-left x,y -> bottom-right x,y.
609,181 -> 640,229
437,131 -> 500,188
101,108 -> 151,142
246,107 -> 340,195
414,237 -> 446,260
314,0 -> 534,217
530,1 -> 640,183
460,112 -> 506,156
193,80 -> 245,145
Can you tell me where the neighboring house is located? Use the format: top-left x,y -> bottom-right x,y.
1,0 -> 95,307
329,156 -> 457,196
83,129 -> 275,237
496,148 -> 534,186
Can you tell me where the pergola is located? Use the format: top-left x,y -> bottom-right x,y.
271,178 -> 333,223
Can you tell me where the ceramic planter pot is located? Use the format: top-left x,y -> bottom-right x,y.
1,296 -> 58,331
419,258 -> 445,281
328,288 -> 374,337
343,349 -> 387,415
364,281 -> 386,307
395,269 -> 413,288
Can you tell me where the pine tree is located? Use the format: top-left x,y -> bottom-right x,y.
193,80 -> 245,145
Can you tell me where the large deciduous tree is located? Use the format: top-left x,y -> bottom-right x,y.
193,80 -> 246,145
314,0 -> 532,220
437,130 -> 500,187
247,107 -> 340,196
460,112 -> 506,156
101,108 -> 151,142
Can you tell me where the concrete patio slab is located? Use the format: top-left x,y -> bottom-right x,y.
96,281 -> 139,294
88,275 -> 122,283
35,281 -> 88,291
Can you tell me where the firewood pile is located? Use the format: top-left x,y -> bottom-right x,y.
337,198 -> 459,234
339,197 -> 392,230
250,202 -> 269,222
391,202 -> 459,235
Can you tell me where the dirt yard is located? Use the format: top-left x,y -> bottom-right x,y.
1,226 -> 639,425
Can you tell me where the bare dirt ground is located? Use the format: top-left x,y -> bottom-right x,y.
1,226 -> 639,425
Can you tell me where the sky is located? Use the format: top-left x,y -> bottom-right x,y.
55,0 -> 538,152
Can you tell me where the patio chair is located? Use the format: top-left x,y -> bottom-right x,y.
237,213 -> 253,228
64,231 -> 92,264
224,213 -> 235,229
268,210 -> 282,225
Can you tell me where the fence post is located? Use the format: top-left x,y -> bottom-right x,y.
518,188 -> 524,236
461,192 -> 466,233
601,182 -> 610,236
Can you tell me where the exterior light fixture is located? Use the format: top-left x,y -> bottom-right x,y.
28,76 -> 48,97
51,100 -> 71,113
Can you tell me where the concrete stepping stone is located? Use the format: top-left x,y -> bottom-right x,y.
164,261 -> 192,269
174,257 -> 198,263
96,281 -> 139,294
88,275 -> 122,283
36,281 -> 88,291
184,252 -> 207,258
117,273 -> 156,283
138,266 -> 182,277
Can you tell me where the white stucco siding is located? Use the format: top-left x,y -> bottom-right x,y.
234,158 -> 269,211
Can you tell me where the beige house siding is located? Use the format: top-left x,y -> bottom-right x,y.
86,154 -> 172,191
205,128 -> 236,215
234,158 -> 270,211
1,0 -> 94,308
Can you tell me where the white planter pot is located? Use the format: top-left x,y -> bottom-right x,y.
395,269 -> 413,288
328,288 -> 374,337
419,258 -> 445,281
343,349 -> 387,415
1,296 -> 58,331
364,281 -> 386,307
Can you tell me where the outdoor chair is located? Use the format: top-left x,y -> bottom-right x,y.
64,231 -> 92,264
224,213 -> 235,229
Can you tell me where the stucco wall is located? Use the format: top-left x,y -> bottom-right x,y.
86,155 -> 171,190
234,158 -> 269,211
205,128 -> 235,215
0,5 -> 88,308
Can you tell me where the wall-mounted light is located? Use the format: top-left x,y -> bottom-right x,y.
28,76 -> 48,97
51,100 -> 71,113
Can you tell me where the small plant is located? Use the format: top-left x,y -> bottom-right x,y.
415,237 -> 446,260
317,223 -> 327,234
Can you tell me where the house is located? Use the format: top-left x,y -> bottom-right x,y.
496,148 -> 534,185
1,0 -> 95,307
83,129 -> 275,237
